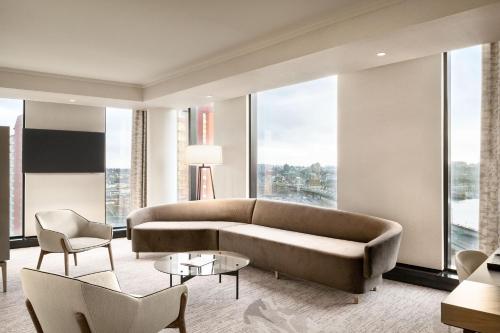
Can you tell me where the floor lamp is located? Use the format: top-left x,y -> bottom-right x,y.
186,145 -> 223,200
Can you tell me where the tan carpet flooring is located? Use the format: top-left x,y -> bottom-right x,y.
0,238 -> 459,333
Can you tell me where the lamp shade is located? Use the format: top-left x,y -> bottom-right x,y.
186,145 -> 223,165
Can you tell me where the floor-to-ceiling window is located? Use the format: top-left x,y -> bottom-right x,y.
447,45 -> 482,267
252,76 -> 337,207
0,98 -> 23,237
105,107 -> 132,227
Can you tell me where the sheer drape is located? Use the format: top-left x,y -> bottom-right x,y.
130,110 -> 147,210
479,42 -> 500,254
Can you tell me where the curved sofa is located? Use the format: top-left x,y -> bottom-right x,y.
127,199 -> 402,294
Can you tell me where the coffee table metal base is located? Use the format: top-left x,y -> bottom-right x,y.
170,270 -> 240,299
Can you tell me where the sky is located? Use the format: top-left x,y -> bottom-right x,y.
105,107 -> 132,169
450,45 -> 482,164
257,76 -> 337,166
0,98 -> 23,134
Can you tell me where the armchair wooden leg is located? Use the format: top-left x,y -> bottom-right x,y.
63,251 -> 69,276
36,250 -> 47,270
1,261 -> 6,292
107,244 -> 115,271
75,313 -> 92,333
26,299 -> 43,333
167,292 -> 188,333
136,252 -> 139,259
73,253 -> 78,266
60,239 -> 69,276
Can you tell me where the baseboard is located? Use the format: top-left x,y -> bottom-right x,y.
383,263 -> 458,291
10,227 -> 127,249
10,237 -> 39,249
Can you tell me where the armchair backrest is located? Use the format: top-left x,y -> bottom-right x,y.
21,268 -> 139,333
35,209 -> 88,238
21,268 -> 91,332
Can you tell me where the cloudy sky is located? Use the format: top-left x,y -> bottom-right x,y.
105,107 -> 132,168
449,45 -> 482,164
257,75 -> 338,166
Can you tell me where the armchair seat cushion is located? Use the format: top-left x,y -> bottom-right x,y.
221,224 -> 366,258
68,237 -> 110,252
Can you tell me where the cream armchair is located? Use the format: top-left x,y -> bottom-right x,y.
35,210 -> 114,276
21,268 -> 188,333
455,250 -> 488,282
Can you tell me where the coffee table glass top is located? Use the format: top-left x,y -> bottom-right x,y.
154,251 -> 250,277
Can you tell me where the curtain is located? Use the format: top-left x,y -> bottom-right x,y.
130,110 -> 148,210
479,42 -> 500,254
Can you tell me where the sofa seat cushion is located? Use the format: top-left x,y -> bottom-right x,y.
221,224 -> 365,258
132,221 -> 246,252
68,237 -> 110,252
219,224 -> 378,293
134,221 -> 244,231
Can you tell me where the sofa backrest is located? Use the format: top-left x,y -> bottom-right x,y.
148,199 -> 256,224
252,200 -> 394,243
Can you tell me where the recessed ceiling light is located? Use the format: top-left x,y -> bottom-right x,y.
69,99 -> 76,103
376,52 -> 386,57
206,95 -> 213,98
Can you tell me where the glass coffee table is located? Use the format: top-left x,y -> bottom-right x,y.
154,251 -> 250,299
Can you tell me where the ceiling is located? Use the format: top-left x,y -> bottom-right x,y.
0,0 -> 358,85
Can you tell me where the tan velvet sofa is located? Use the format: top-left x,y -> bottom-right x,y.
127,199 -> 402,294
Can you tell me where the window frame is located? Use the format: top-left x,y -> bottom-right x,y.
443,52 -> 452,270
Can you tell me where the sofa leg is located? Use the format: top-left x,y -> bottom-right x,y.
274,271 -> 279,279
353,295 -> 359,304
371,287 -> 377,292
136,252 -> 139,259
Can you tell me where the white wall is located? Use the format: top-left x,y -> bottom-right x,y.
146,108 -> 178,206
338,55 -> 443,270
214,96 -> 248,198
24,101 -> 106,236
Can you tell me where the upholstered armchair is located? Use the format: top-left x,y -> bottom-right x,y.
455,250 -> 488,282
21,268 -> 188,333
35,210 -> 114,276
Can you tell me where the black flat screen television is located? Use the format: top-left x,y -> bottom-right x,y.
23,128 -> 105,173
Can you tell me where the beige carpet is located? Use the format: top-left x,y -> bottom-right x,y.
0,238 -> 458,333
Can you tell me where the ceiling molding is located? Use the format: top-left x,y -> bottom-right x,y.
0,67 -> 141,89
143,0 -> 402,87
